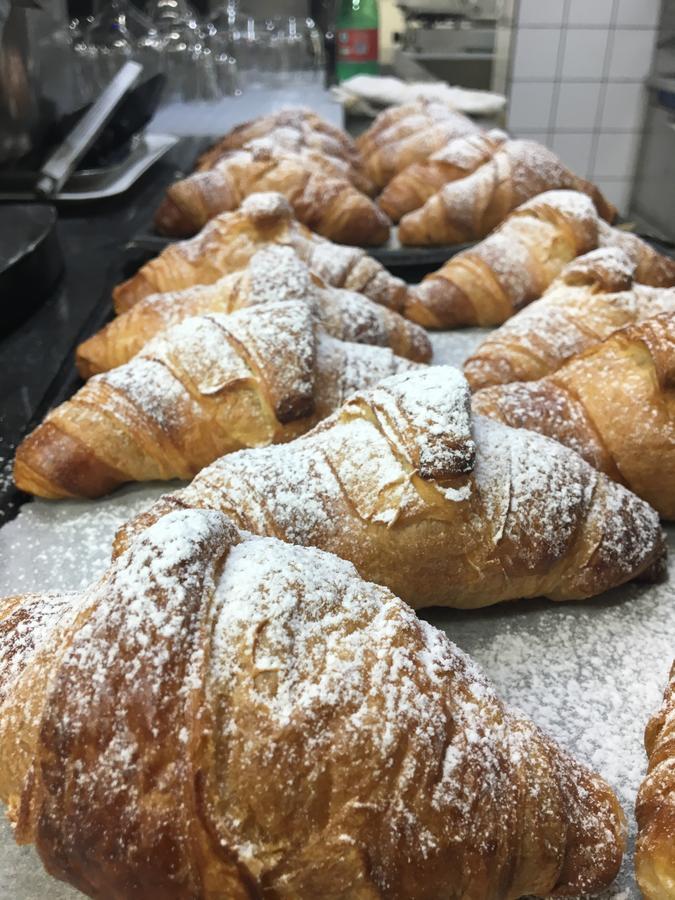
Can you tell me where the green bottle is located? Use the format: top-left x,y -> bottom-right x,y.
336,0 -> 379,82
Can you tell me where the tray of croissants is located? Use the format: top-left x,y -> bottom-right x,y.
2,101 -> 675,900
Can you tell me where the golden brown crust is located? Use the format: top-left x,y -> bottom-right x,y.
463,248 -> 675,391
356,102 -> 481,189
13,422 -> 129,500
405,190 -> 600,329
362,111 -> 481,189
15,302 -> 419,499
356,100 -> 466,154
81,247 -> 428,377
472,312 -> 675,519
636,662 -> 675,900
197,107 -> 361,170
113,367 -> 666,610
113,195 -> 407,314
0,508 -> 627,898
397,141 -> 615,247
378,130 -> 507,222
599,222 -> 675,287
154,147 -> 390,245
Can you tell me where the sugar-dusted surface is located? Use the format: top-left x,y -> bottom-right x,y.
0,328 -> 671,898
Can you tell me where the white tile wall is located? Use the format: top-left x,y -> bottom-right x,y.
567,0 -> 615,26
601,82 -> 646,129
552,132 -> 595,176
555,82 -> 603,129
506,0 -> 661,214
560,29 -> 610,79
608,29 -> 658,79
517,0 -> 565,27
594,131 -> 641,177
616,0 -> 662,28
512,28 -> 561,79
507,81 -> 556,130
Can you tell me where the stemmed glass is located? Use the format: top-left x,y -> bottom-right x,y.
73,0 -> 153,97
206,2 -> 241,96
144,0 -> 217,103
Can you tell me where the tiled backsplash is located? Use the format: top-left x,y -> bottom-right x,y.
507,0 -> 661,212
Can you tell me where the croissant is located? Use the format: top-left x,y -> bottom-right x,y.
356,100 -> 476,161
361,110 -> 482,190
472,312 -> 675,519
233,130 -> 375,196
598,220 -> 675,288
405,191 -> 675,329
378,129 -> 507,222
15,301 -> 418,499
398,140 -> 616,247
115,366 -> 666,610
154,144 -> 389,243
196,106 -> 360,172
114,192 -> 407,314
636,661 -> 675,900
78,245 -> 431,378
464,248 -> 675,391
404,190 -> 600,328
196,127 -> 375,199
0,507 -> 627,899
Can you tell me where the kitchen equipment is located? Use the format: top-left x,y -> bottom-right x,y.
392,0 -> 499,90
630,3 -> 675,241
0,68 -> 170,200
0,204 -> 63,336
35,60 -> 142,195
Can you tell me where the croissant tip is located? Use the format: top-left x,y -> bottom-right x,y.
638,538 -> 669,584
154,194 -> 198,239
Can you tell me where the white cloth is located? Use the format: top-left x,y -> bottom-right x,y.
332,74 -> 506,117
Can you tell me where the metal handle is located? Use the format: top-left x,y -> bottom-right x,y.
35,60 -> 143,198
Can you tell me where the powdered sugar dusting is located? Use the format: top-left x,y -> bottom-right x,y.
315,334 -> 419,415
562,246 -> 636,285
101,358 -> 192,431
301,238 -> 361,287
125,365 -> 663,613
352,367 -> 475,478
240,191 -> 293,220
247,244 -> 315,305
464,262 -> 675,389
519,188 -> 597,223
472,230 -> 539,304
1,507 -> 624,893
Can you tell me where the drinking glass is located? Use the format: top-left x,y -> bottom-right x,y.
226,15 -> 324,90
205,3 -> 241,96
144,0 -> 216,103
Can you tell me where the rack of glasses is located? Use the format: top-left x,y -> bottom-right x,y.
68,1 -> 326,105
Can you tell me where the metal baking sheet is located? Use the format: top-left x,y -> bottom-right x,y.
0,329 -> 670,898
0,252 -> 145,525
0,134 -> 178,203
129,227 -> 470,273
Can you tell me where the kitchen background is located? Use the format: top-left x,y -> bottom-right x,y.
13,0 -> 675,235
245,0 -> 675,235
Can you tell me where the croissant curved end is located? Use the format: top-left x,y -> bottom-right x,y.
14,423 -> 128,500
112,272 -> 157,314
404,278 -> 476,329
327,206 -> 391,248
154,190 -> 201,239
636,852 -> 675,900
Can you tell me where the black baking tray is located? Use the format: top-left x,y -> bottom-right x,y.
128,228 -> 471,275
2,229 -> 673,523
0,243 -> 155,523
0,204 -> 64,336
0,232 -> 457,521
